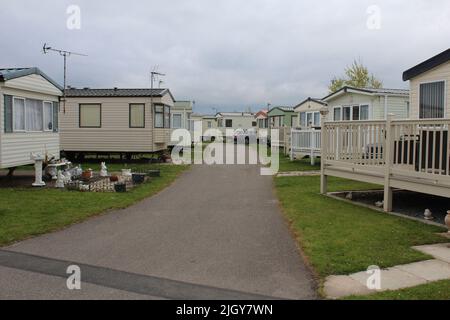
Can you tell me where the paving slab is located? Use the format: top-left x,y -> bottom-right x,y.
413,243 -> 450,263
395,259 -> 450,282
277,171 -> 320,177
349,267 -> 427,291
324,275 -> 374,299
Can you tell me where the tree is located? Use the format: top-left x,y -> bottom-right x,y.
328,60 -> 383,93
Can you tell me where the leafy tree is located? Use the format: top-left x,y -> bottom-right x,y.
329,60 -> 383,93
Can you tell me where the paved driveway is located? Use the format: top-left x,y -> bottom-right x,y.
0,161 -> 316,299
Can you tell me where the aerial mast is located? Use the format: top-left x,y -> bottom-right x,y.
42,43 -> 87,112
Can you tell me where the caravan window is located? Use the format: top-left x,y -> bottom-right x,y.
164,106 -> 171,128
154,105 -> 164,128
333,107 -> 341,121
26,99 -> 43,131
360,105 -> 369,120
343,106 -> 351,120
13,97 -> 55,132
300,112 -> 306,127
130,104 -> 145,128
80,104 -> 101,128
419,81 -> 445,119
13,97 -> 26,131
172,113 -> 182,129
313,112 -> 320,126
43,101 -> 53,131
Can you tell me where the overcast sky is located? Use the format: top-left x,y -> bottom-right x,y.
1,0 -> 449,114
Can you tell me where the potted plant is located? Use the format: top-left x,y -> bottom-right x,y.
132,173 -> 146,184
114,183 -> 126,193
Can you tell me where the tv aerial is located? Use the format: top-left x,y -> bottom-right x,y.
42,43 -> 87,112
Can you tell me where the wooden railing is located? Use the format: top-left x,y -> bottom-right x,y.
322,120 -> 387,167
321,116 -> 450,211
291,128 -> 321,162
323,118 -> 450,177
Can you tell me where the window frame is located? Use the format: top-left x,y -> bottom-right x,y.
290,115 -> 297,127
171,113 -> 183,129
79,103 -> 102,128
299,112 -> 306,128
154,104 -> 171,128
129,103 -> 145,128
333,103 -> 371,121
164,105 -> 171,129
418,80 -> 446,119
43,101 -> 54,132
12,97 -> 26,132
225,119 -> 233,128
154,104 -> 164,128
333,107 -> 342,121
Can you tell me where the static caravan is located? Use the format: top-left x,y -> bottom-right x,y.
255,109 -> 269,129
170,100 -> 193,145
268,107 -> 296,128
291,88 -> 409,160
216,112 -> 256,136
268,107 -> 295,150
403,48 -> 450,120
61,88 -> 175,158
294,98 -> 327,129
321,49 -> 450,211
322,86 -> 410,122
0,68 -> 62,170
171,101 -> 193,131
202,115 -> 218,139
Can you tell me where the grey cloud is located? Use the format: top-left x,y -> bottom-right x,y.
1,0 -> 449,114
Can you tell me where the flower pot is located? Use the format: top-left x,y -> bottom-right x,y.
114,183 -> 126,193
110,175 -> 119,182
81,170 -> 92,180
445,211 -> 450,233
132,173 -> 146,185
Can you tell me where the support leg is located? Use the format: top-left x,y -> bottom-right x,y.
383,186 -> 393,212
320,174 -> 328,195
7,167 -> 17,177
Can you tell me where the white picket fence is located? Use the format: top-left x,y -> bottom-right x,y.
290,128 -> 322,164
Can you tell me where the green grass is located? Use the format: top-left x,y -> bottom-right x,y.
275,176 -> 448,277
0,164 -> 189,247
345,280 -> 450,300
253,145 -> 320,172
278,154 -> 321,172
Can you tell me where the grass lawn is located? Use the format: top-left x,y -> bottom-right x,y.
254,145 -> 320,172
345,280 -> 450,300
274,176 -> 448,278
278,154 -> 320,172
0,164 -> 189,247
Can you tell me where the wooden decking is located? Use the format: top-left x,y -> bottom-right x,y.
320,116 -> 450,211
